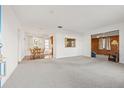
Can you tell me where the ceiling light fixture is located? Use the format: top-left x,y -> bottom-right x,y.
57,26 -> 63,28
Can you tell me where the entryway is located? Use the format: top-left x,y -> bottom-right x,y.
91,30 -> 119,62
18,32 -> 55,62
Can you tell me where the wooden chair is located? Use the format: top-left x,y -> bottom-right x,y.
30,48 -> 35,59
30,48 -> 45,59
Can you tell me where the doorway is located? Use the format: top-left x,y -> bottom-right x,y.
91,30 -> 119,62
22,34 -> 54,61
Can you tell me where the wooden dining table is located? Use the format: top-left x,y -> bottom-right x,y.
30,48 -> 44,59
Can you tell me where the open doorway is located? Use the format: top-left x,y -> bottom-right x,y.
91,30 -> 119,62
22,33 -> 54,61
44,35 -> 54,59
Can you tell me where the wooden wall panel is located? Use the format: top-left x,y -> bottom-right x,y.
91,35 -> 119,55
91,38 -> 99,53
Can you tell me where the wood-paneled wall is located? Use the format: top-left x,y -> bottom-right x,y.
91,35 -> 119,55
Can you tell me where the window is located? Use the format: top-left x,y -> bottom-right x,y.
99,37 -> 111,50
45,39 -> 49,49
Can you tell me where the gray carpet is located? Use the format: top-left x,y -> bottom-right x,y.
3,56 -> 124,88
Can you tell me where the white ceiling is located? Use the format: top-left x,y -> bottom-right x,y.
92,30 -> 119,38
12,5 -> 124,33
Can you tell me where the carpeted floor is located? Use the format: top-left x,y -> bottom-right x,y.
3,56 -> 124,88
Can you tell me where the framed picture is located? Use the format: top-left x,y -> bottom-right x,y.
65,38 -> 76,47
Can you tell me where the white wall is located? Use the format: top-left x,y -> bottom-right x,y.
1,6 -> 21,86
18,29 -> 25,62
55,30 -> 84,58
81,33 -> 91,57
118,23 -> 124,63
81,23 -> 124,63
